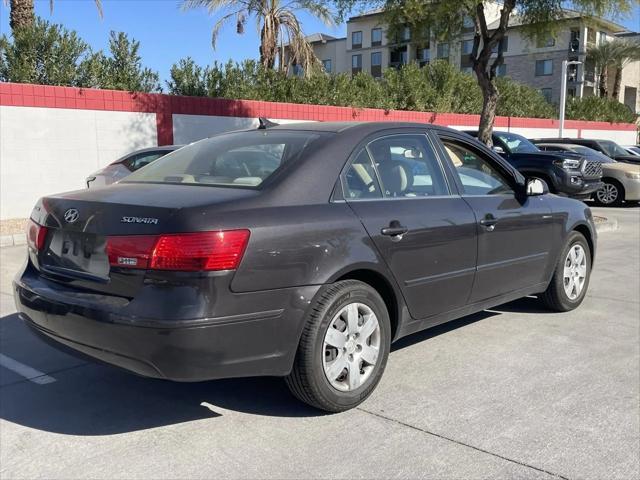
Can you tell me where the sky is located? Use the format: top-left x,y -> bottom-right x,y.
1,0 -> 639,89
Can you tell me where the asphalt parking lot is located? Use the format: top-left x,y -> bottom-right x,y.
0,206 -> 638,480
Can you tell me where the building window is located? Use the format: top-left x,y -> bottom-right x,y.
417,47 -> 430,65
437,42 -> 449,60
371,52 -> 382,78
569,29 -> 580,52
322,59 -> 332,73
401,26 -> 411,42
390,46 -> 408,66
536,34 -> 556,48
352,31 -> 362,49
540,88 -> 553,102
496,64 -> 507,77
352,54 -> 362,74
599,31 -> 609,45
463,15 -> 475,29
461,66 -> 473,75
371,28 -> 382,46
535,59 -> 553,76
491,36 -> 508,53
461,39 -> 473,55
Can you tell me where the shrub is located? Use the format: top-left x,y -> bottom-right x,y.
566,95 -> 638,124
0,18 -> 160,92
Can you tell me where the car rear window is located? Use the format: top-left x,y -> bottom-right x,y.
122,130 -> 322,188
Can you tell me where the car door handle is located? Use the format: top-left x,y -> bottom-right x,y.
479,215 -> 498,231
381,222 -> 408,238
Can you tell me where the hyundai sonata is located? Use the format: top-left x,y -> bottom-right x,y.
14,122 -> 596,412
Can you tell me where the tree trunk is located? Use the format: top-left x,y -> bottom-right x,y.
598,66 -> 609,97
612,66 -> 622,100
476,70 -> 498,147
9,0 -> 35,32
259,25 -> 277,70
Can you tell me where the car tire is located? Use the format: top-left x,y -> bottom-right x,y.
593,179 -> 624,207
539,231 -> 591,312
285,280 -> 391,413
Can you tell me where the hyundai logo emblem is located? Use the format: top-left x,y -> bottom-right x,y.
63,208 -> 79,223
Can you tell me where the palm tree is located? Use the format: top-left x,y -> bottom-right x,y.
587,40 -> 619,98
587,39 -> 640,99
6,0 -> 102,33
182,0 -> 333,75
611,40 -> 640,99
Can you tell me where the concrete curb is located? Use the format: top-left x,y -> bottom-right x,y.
594,216 -> 618,234
0,216 -> 620,248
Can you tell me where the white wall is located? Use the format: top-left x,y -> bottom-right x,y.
0,106 -> 157,220
172,114 -> 313,145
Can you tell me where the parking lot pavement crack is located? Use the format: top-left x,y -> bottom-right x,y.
357,407 -> 571,480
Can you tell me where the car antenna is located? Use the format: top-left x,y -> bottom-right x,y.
258,117 -> 279,129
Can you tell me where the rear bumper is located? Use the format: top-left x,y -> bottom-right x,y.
13,269 -> 320,381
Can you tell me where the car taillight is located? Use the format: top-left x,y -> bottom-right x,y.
105,230 -> 250,272
27,219 -> 48,251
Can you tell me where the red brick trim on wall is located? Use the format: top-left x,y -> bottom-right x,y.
1,82 -> 636,146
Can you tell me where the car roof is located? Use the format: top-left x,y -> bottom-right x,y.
265,121 -> 451,134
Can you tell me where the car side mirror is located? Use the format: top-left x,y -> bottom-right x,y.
526,178 -> 548,196
492,145 -> 505,154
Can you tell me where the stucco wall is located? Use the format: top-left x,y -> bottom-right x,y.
0,105 -> 157,220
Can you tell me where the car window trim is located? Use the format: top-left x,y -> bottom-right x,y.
340,132 -> 454,202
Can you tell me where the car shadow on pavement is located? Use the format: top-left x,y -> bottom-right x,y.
1,297 -> 539,435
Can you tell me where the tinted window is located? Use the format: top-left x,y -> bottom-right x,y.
343,149 -> 382,200
493,132 -> 540,153
441,140 -> 514,196
597,140 -> 629,158
367,135 -> 449,197
123,131 -> 321,188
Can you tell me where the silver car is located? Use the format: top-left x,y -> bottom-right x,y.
537,143 -> 640,206
86,146 -> 182,188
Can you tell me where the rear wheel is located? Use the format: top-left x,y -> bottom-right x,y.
285,280 -> 391,412
594,179 -> 624,207
539,232 -> 591,312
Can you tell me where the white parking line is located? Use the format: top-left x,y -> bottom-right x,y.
0,353 -> 56,384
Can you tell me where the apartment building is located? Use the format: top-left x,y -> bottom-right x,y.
302,7 -> 639,113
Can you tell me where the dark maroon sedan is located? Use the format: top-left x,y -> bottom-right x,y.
15,122 -> 596,412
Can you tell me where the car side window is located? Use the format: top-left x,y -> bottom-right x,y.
366,134 -> 449,197
343,149 -> 383,200
441,139 -> 514,196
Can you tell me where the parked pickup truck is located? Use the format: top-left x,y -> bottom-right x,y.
464,131 -> 603,198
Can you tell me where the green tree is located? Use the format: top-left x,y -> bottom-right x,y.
332,0 -> 635,146
167,57 -> 209,96
5,0 -> 102,33
96,31 -> 161,92
0,17 -> 93,86
181,0 -> 333,75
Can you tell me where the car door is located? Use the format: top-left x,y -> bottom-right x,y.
342,132 -> 478,320
435,133 -> 554,303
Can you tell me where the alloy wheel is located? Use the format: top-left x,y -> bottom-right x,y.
563,244 -> 587,300
596,183 -> 619,205
322,302 -> 381,392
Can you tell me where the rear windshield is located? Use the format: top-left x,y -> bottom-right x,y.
122,130 -> 322,188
